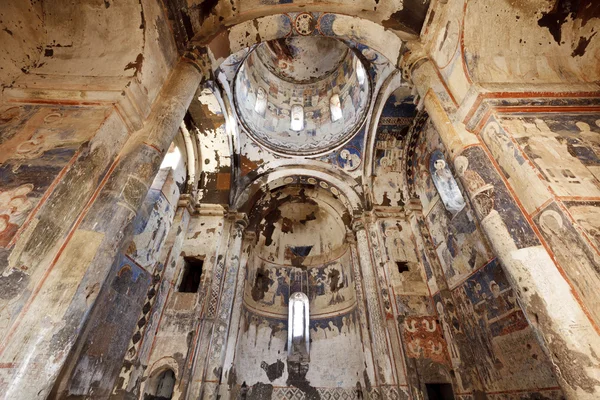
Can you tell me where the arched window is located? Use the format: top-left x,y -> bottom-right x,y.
144,368 -> 176,400
430,150 -> 466,215
288,292 -> 310,360
330,94 -> 343,122
254,87 -> 267,116
290,104 -> 304,131
355,59 -> 366,85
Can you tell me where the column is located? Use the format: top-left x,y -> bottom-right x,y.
219,230 -> 255,398
352,217 -> 397,396
347,232 -> 377,392
188,213 -> 247,400
0,61 -> 202,400
364,214 -> 412,398
405,49 -> 600,399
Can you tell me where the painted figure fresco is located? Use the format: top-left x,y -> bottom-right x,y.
0,105 -> 107,248
453,259 -> 557,392
245,251 -> 355,317
535,203 -> 600,327
372,92 -> 416,207
500,114 -> 600,198
337,146 -> 361,172
429,150 -> 466,214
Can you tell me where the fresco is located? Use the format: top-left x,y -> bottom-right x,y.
480,117 -> 549,214
429,150 -> 465,215
403,316 -> 450,366
454,146 -> 540,249
126,169 -> 178,271
236,306 -> 364,389
427,199 -> 493,289
453,259 -> 558,392
564,200 -> 600,251
372,92 -> 417,207
244,249 -> 356,317
534,201 -> 600,327
499,113 -> 600,198
66,252 -> 152,397
0,105 -> 107,249
411,123 -> 493,289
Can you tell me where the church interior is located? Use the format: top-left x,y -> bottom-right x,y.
0,1 -> 599,399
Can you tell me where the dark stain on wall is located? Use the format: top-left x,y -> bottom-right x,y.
247,382 -> 274,399
287,362 -> 320,400
572,32 -> 597,56
261,359 -> 285,382
381,0 -> 431,35
251,265 -> 274,301
538,0 -> 600,44
124,53 -> 144,76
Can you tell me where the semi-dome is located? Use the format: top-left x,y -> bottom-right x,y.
234,36 -> 370,156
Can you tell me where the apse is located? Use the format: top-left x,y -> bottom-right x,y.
233,36 -> 371,156
234,184 -> 366,390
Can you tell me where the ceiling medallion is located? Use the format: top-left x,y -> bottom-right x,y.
294,13 -> 316,36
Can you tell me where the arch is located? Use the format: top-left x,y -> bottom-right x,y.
203,13 -> 405,73
232,165 -> 365,217
362,69 -> 404,196
141,357 -> 180,400
186,82 -> 235,204
143,368 -> 176,400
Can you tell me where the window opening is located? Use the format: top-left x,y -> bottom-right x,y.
330,94 -> 343,122
396,261 -> 410,274
291,104 -> 304,131
144,368 -> 175,400
425,383 -> 455,400
356,59 -> 366,85
287,292 -> 310,360
179,257 -> 203,293
255,87 -> 267,116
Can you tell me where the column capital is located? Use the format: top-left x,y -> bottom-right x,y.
227,211 -> 248,228
244,230 -> 257,241
352,216 -> 366,233
404,198 -> 423,217
399,40 -> 429,84
182,45 -> 213,83
345,231 -> 357,244
177,194 -> 195,214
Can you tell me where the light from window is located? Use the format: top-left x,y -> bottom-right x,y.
290,104 -> 304,131
254,87 -> 267,116
356,60 -> 366,85
287,292 -> 310,357
160,144 -> 181,170
330,94 -> 343,122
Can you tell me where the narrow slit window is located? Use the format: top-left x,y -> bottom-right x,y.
356,59 -> 366,85
254,87 -> 267,116
287,292 -> 310,359
290,104 -> 304,131
179,257 -> 203,293
330,94 -> 343,122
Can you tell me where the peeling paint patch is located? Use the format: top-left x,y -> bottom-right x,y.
572,32 -> 597,56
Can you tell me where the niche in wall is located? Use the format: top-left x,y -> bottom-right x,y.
144,368 -> 176,400
179,256 -> 203,293
425,383 -> 455,400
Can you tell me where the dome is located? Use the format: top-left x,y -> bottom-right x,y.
234,36 -> 370,156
